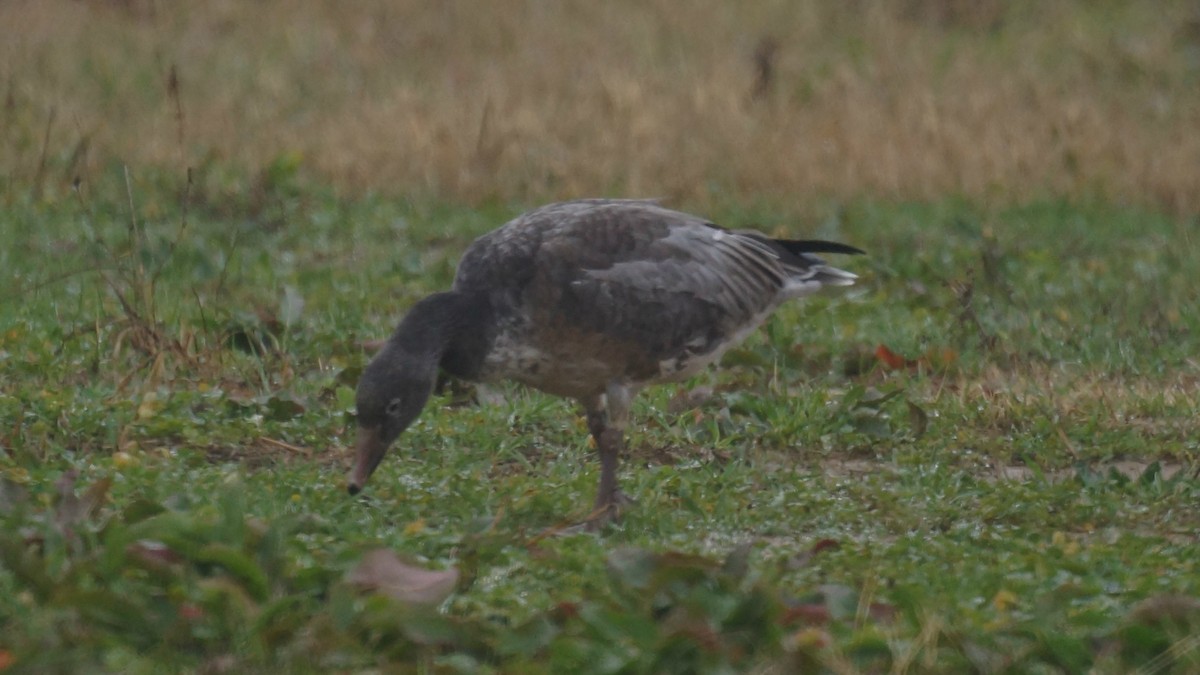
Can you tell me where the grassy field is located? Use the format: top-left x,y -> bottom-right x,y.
4,0 -> 1200,214
3,1 -> 1200,673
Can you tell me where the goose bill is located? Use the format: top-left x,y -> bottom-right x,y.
348,425 -> 387,495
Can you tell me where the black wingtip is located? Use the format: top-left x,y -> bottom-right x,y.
347,483 -> 361,496
779,239 -> 866,256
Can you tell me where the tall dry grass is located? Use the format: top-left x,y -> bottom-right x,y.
3,0 -> 1199,214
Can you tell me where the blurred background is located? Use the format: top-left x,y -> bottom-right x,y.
3,0 -> 1199,215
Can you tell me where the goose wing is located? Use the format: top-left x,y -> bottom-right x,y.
566,203 -> 839,359
453,200 -> 858,383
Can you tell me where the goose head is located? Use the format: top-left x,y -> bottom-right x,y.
348,342 -> 438,494
347,291 -> 489,495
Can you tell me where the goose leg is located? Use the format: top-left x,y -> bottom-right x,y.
584,382 -> 635,526
593,427 -> 625,516
584,404 -> 607,445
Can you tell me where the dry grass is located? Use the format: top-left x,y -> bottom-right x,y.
4,0 -> 1200,213
940,364 -> 1200,448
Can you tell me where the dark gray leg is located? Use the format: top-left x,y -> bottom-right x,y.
593,427 -> 624,517
582,383 -> 635,526
585,405 -> 607,444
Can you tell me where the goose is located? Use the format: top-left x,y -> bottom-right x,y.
349,199 -> 862,526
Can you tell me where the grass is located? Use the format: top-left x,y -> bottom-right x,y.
2,0 -> 1200,671
3,1 -> 1200,214
1,164 -> 1198,672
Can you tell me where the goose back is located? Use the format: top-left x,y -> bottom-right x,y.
452,199 -> 855,398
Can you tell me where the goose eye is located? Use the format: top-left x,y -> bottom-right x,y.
385,398 -> 403,417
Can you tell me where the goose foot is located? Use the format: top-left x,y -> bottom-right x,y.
584,489 -> 635,530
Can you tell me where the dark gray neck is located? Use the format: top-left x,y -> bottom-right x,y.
389,290 -> 493,381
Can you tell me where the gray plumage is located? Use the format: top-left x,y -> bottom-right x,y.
349,199 -> 862,527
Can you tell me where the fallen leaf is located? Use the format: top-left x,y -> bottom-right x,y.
811,538 -> 841,555
1127,594 -> 1200,624
55,474 -> 111,539
867,602 -> 898,623
993,589 -> 1018,611
781,603 -> 831,626
787,538 -> 841,570
112,451 -> 139,469
667,385 -> 714,414
926,347 -> 958,368
179,603 -> 205,621
137,392 -> 161,420
874,344 -> 914,370
605,548 -> 719,591
552,602 -> 580,620
346,549 -> 459,607
128,540 -> 184,569
784,627 -> 831,651
264,395 -> 306,420
871,344 -> 957,373
906,400 -> 929,438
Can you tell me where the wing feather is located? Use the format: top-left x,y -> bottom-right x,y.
453,199 -> 858,380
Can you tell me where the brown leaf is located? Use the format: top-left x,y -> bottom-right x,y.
359,338 -> 386,352
787,538 -> 841,569
553,601 -> 580,620
874,344 -> 914,370
128,540 -> 184,568
926,347 -> 958,368
667,386 -> 714,414
346,549 -> 459,607
79,477 -> 112,517
785,627 -> 831,650
811,538 -> 840,555
179,603 -> 205,621
907,400 -> 929,438
872,344 -> 959,373
867,602 -> 898,623
1128,594 -> 1200,624
781,603 -> 831,626
54,473 -> 111,539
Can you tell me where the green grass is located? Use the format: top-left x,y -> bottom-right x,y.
1,166 -> 1198,672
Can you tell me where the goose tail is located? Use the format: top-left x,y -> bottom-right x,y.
772,238 -> 863,292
